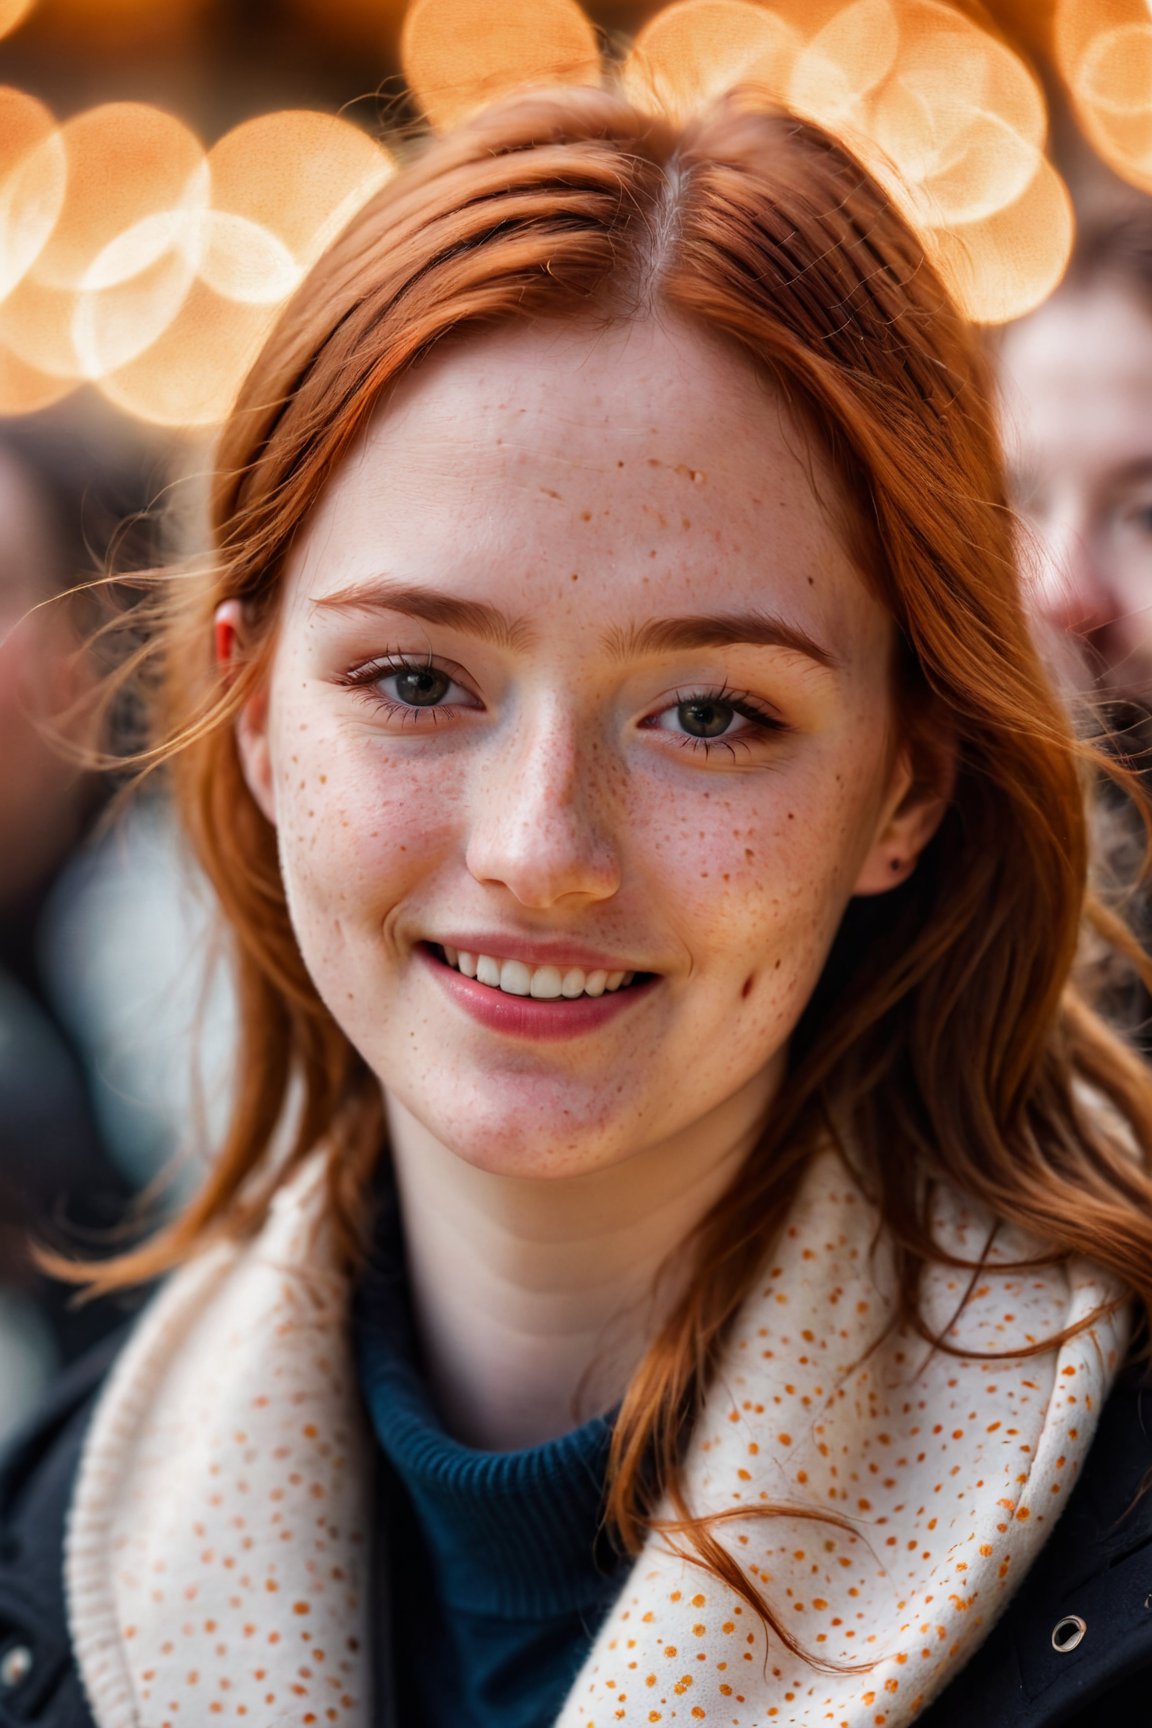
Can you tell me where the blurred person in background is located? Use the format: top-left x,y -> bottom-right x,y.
999,216 -> 1152,1037
0,422 -> 151,1430
999,216 -> 1152,698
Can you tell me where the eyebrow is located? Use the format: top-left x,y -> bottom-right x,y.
311,577 -> 840,671
602,612 -> 840,670
1106,456 -> 1152,490
311,578 -> 533,651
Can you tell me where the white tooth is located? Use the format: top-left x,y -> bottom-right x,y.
529,965 -> 563,999
444,945 -> 459,969
500,959 -> 532,996
584,969 -> 607,997
560,968 -> 587,998
476,954 -> 501,987
605,971 -> 624,991
458,951 -> 477,978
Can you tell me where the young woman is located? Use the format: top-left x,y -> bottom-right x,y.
3,88 -> 1152,1728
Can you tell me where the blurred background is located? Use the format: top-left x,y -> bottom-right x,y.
2,0 -> 1152,1435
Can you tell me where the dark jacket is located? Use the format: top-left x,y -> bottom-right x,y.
0,1337 -> 1150,1727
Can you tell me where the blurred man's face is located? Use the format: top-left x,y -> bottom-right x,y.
1000,279 -> 1152,697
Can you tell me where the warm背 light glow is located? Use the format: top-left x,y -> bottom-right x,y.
0,0 -> 36,41
621,0 -> 800,124
1056,0 -> 1152,193
401,0 -> 601,130
204,111 -> 394,288
96,278 -> 284,429
926,154 -> 1074,325
0,89 -> 64,304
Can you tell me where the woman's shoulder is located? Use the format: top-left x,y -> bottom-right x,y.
925,1360 -> 1152,1726
0,1327 -> 127,1728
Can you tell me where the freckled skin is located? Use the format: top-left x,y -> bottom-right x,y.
237,317 -> 922,1186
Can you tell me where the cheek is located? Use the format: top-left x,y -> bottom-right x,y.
653,769 -> 877,1004
267,723 -> 456,963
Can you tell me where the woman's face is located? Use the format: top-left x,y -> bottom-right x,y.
234,316 -> 924,1180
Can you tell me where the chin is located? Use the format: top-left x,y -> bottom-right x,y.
422,1090 -> 643,1181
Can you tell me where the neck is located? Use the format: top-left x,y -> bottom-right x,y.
383,1089 -> 772,1451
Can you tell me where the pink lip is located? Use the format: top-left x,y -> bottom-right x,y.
418,944 -> 657,1042
426,934 -> 652,972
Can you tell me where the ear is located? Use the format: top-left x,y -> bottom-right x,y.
215,599 -> 277,827
852,734 -> 955,898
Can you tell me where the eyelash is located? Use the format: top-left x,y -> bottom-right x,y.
652,683 -> 789,758
335,651 -> 467,728
335,653 -> 790,756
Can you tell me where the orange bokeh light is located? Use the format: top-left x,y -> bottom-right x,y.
205,111 -> 393,282
0,337 -> 73,416
927,154 -> 1074,325
0,104 -> 206,382
621,0 -> 800,123
1054,0 -> 1152,193
790,0 -> 901,129
0,0 -> 1077,426
0,89 -> 64,304
0,0 -> 35,40
23,103 -> 206,292
401,0 -> 601,130
0,97 -> 393,425
97,278 -> 283,429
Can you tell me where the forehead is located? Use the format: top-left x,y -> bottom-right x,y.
1000,282 -> 1152,479
285,315 -> 886,657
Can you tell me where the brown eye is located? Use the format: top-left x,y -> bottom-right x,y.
391,666 -> 452,707
677,698 -> 734,738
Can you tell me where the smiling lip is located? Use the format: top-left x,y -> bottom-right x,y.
418,943 -> 658,1041
425,935 -> 649,972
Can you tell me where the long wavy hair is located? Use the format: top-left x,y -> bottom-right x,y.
62,88 -> 1152,1646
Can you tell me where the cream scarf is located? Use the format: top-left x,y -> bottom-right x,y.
67,1147 -> 1125,1727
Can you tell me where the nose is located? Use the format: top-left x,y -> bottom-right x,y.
464,704 -> 623,909
1030,519 -> 1119,642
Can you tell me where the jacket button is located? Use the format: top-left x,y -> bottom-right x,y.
0,1642 -> 32,1687
1051,1615 -> 1087,1653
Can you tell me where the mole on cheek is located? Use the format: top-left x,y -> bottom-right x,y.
741,974 -> 755,1000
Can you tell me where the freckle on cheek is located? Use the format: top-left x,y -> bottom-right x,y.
741,974 -> 755,1000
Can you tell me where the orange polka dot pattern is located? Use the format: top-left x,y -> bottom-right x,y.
556,1149 -> 1126,1727
65,1148 -> 1124,1728
67,1161 -> 372,1728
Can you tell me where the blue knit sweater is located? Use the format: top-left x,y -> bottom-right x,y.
354,1208 -> 626,1727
